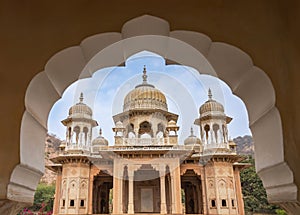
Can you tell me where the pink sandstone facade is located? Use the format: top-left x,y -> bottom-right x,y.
49,67 -> 247,215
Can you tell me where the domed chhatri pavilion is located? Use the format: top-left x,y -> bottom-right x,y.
49,67 -> 247,215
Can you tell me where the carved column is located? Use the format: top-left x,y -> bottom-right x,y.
128,165 -> 134,214
53,168 -> 62,215
112,175 -> 119,214
200,169 -> 208,215
119,174 -> 123,214
113,161 -> 123,214
88,171 -> 94,214
170,160 -> 182,214
234,167 -> 244,215
170,172 -> 176,213
160,166 -> 167,214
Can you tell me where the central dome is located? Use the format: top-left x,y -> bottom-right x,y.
123,66 -> 167,111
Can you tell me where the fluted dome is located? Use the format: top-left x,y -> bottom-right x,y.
199,89 -> 224,116
184,128 -> 201,145
92,129 -> 108,146
68,93 -> 93,118
123,67 -> 167,111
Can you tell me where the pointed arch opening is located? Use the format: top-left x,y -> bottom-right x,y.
15,15 -> 295,213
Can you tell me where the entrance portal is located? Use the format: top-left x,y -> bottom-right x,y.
93,171 -> 113,214
181,170 -> 203,214
134,165 -> 160,213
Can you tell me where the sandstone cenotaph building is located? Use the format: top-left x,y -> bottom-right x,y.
49,67 -> 247,215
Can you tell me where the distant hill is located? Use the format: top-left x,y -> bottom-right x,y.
233,135 -> 254,156
40,133 -> 62,184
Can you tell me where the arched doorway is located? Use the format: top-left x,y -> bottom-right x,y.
138,121 -> 153,138
134,165 -> 160,213
92,171 -> 113,214
181,169 -> 203,214
11,14 -> 298,214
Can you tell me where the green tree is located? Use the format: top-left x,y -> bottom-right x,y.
19,182 -> 55,214
275,209 -> 288,215
33,183 -> 55,211
240,156 -> 282,214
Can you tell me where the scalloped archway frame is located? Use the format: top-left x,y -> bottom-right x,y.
10,15 -> 297,211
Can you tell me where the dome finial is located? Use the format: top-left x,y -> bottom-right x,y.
79,92 -> 84,103
142,65 -> 148,84
208,88 -> 212,100
99,128 -> 102,136
190,127 -> 194,136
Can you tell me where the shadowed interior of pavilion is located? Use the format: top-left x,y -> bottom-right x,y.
92,166 -> 204,215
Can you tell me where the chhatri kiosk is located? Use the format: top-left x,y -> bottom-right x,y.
49,67 -> 246,215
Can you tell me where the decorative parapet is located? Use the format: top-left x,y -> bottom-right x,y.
203,142 -> 229,150
65,144 -> 90,153
202,143 -> 237,156
116,137 -> 176,146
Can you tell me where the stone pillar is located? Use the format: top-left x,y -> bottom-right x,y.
53,168 -> 62,215
234,167 -> 244,215
119,176 -> 123,214
128,168 -> 134,214
170,161 -> 182,214
200,171 -> 208,215
88,173 -> 94,214
160,169 -> 167,214
113,176 -> 119,214
170,173 -> 176,213
113,162 -> 123,214
134,122 -> 139,138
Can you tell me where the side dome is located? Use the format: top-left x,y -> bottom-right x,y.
123,66 -> 168,111
115,121 -> 124,128
68,93 -> 93,118
167,120 -> 177,127
199,89 -> 224,116
184,128 -> 201,145
92,129 -> 108,146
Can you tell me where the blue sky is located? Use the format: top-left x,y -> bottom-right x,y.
48,51 -> 252,144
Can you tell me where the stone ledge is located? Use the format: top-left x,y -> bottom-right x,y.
8,164 -> 43,203
258,161 -> 297,203
0,199 -> 28,215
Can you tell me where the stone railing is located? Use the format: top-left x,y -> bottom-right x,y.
65,144 -> 90,151
203,142 -> 229,150
102,145 -> 188,151
121,137 -> 165,146
202,142 -> 237,155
